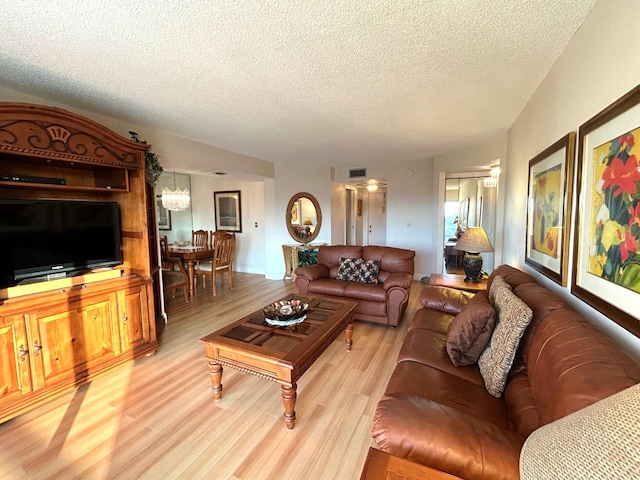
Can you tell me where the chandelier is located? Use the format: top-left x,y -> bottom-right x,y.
162,171 -> 191,211
483,166 -> 501,188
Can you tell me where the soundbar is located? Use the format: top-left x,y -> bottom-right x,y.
1,174 -> 66,185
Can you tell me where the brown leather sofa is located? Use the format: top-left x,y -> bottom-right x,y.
372,265 -> 640,480
294,245 -> 415,326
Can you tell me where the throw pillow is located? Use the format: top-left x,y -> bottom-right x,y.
488,274 -> 511,305
358,259 -> 381,284
478,286 -> 533,397
337,257 -> 362,281
446,290 -> 497,367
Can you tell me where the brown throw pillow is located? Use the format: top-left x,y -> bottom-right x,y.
478,286 -> 533,397
446,291 -> 497,367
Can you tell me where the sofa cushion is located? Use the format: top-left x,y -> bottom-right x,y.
336,257 -> 362,281
508,283 -> 569,379
419,285 -> 475,314
363,246 -> 415,275
373,391 -> 525,480
317,245 -> 363,268
398,328 -> 485,386
446,290 -> 497,367
307,278 -> 348,296
383,361 -> 509,427
358,258 -> 380,283
487,265 -> 537,291
343,282 -> 387,302
407,308 -> 451,336
526,308 -> 640,425
478,286 -> 533,397
503,373 -> 542,437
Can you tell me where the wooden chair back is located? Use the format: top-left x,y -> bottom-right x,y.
192,229 -> 209,248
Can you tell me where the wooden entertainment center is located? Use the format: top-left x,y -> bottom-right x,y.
0,103 -> 162,423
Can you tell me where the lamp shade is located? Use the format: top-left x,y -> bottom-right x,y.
455,227 -> 494,253
303,217 -> 313,226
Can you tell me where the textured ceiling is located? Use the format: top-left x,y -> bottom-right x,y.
1,0 -> 597,170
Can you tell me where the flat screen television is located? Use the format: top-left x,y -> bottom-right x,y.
0,199 -> 123,288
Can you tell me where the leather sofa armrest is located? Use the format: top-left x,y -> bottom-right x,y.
373,393 -> 524,480
383,272 -> 413,291
294,263 -> 329,281
419,286 -> 474,314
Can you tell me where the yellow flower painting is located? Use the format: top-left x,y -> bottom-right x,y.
532,165 -> 562,258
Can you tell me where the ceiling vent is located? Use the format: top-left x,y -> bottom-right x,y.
349,168 -> 367,178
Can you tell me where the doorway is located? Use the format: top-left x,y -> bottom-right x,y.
345,188 -> 356,245
442,174 -> 497,274
366,189 -> 387,246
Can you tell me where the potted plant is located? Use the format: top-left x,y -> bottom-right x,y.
129,131 -> 163,186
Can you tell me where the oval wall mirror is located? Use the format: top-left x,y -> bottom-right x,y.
286,192 -> 322,244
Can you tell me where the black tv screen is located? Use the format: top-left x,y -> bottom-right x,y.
0,199 -> 123,287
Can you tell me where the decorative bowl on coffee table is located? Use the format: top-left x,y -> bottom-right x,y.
263,299 -> 309,326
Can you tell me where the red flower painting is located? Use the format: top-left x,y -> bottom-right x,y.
590,129 -> 640,293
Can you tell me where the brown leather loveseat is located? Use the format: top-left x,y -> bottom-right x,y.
294,245 -> 415,326
372,265 -> 640,479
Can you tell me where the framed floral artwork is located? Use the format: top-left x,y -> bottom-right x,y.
214,190 -> 242,233
525,132 -> 575,285
572,84 -> 640,337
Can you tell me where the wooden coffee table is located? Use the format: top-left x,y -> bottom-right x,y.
199,295 -> 357,429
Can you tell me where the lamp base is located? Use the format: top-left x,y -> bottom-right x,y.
462,252 -> 483,283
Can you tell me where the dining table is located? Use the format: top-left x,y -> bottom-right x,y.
168,244 -> 214,298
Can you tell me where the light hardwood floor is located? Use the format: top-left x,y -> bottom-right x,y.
0,273 -> 422,480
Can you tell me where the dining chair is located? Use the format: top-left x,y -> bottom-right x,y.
191,229 -> 209,248
197,231 -> 235,296
160,236 -> 189,302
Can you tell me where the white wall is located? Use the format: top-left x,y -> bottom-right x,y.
190,175 -> 266,274
505,0 -> 640,358
332,158 -> 434,279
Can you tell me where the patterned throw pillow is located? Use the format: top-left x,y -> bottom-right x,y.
478,285 -> 533,397
359,259 -> 381,284
337,257 -> 362,281
488,274 -> 511,304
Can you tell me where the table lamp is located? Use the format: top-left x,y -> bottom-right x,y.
303,217 -> 313,226
455,227 -> 494,282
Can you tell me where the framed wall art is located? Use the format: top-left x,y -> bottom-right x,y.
214,190 -> 242,233
572,84 -> 640,337
459,197 -> 470,231
290,199 -> 301,225
156,196 -> 171,230
525,132 -> 575,286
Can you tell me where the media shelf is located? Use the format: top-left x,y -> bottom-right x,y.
0,102 -> 161,424
0,152 -> 129,192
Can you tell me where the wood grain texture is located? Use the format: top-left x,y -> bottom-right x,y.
0,272 -> 422,480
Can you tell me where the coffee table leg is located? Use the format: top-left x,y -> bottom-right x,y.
208,361 -> 223,400
345,323 -> 354,351
281,383 -> 297,430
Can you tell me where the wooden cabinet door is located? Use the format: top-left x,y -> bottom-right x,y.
118,285 -> 151,352
28,293 -> 120,388
0,314 -> 32,402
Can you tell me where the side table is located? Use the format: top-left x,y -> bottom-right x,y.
360,448 -> 463,480
282,242 -> 326,280
428,273 -> 487,292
